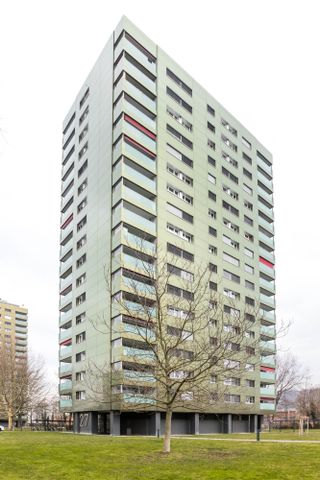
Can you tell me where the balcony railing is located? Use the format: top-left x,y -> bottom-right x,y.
114,37 -> 156,76
260,402 -> 275,411
59,380 -> 72,392
60,399 -> 72,408
261,355 -> 276,367
260,371 -> 276,382
260,341 -> 276,353
260,386 -> 275,396
59,364 -> 72,376
261,325 -> 276,338
59,345 -> 72,359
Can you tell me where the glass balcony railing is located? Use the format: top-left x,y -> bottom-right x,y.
59,364 -> 72,375
59,345 -> 72,359
122,163 -> 156,193
122,185 -> 156,213
60,274 -> 73,292
113,97 -> 156,132
258,201 -> 274,220
260,386 -> 275,396
261,356 -> 276,367
258,185 -> 273,203
259,277 -> 275,292
59,310 -> 72,325
259,309 -> 275,323
257,157 -> 273,176
260,293 -> 275,308
259,262 -> 275,278
60,240 -> 73,260
114,57 -> 156,95
123,277 -> 155,296
260,402 -> 275,411
123,370 -> 156,382
258,230 -> 274,248
121,121 -> 156,153
258,216 -> 274,233
260,341 -> 276,353
123,394 -> 156,404
60,221 -> 73,242
122,208 -> 156,234
259,249 -> 275,264
260,371 -> 276,381
60,291 -> 72,308
59,328 -> 72,342
113,138 -> 156,174
123,231 -> 155,254
257,171 -> 273,190
60,255 -> 73,273
59,380 -> 72,391
114,37 -> 156,76
60,399 -> 72,408
122,253 -> 154,273
261,325 -> 276,337
123,346 -> 155,360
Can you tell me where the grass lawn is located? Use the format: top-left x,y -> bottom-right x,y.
198,429 -> 320,441
0,431 -> 320,479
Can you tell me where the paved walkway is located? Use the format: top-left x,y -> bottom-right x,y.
177,436 -> 320,444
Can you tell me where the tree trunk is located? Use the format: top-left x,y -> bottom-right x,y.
8,411 -> 13,431
163,409 -> 172,454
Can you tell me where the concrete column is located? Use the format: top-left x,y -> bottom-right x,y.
110,411 -> 120,436
190,413 -> 199,435
155,412 -> 161,436
73,412 -> 80,434
227,414 -> 232,434
254,414 -> 258,433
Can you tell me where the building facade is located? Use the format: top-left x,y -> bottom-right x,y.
0,299 -> 28,359
59,16 -> 276,435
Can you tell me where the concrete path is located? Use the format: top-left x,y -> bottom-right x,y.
176,436 -> 320,444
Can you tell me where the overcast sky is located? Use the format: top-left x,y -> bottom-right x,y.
1,0 -> 319,389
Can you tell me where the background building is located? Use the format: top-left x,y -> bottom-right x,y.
0,299 -> 28,358
59,16 -> 276,435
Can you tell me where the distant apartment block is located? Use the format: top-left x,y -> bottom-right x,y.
59,16 -> 276,435
0,299 -> 28,358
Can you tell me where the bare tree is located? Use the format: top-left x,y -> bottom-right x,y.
0,348 -> 47,430
88,241 -> 262,453
297,387 -> 320,420
275,353 -> 307,407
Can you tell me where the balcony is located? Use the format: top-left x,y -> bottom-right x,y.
259,262 -> 275,279
59,309 -> 72,326
59,345 -> 72,359
60,291 -> 73,310
60,274 -> 73,292
260,402 -> 275,411
123,230 -> 155,255
259,277 -> 275,293
113,137 -> 156,174
123,346 -> 155,360
257,156 -> 273,176
122,208 -> 156,235
259,248 -> 275,264
114,118 -> 156,154
258,201 -> 274,220
260,293 -> 275,310
257,171 -> 273,190
114,36 -> 156,76
113,160 -> 156,194
123,394 -> 156,405
59,380 -> 72,392
114,55 -> 156,95
122,185 -> 156,214
258,216 -> 274,234
258,230 -> 274,247
113,96 -> 156,132
114,76 -> 156,114
260,371 -> 276,382
59,364 -> 72,376
123,277 -> 154,297
122,253 -> 154,273
260,341 -> 276,353
60,399 -> 72,409
59,328 -> 72,342
261,355 -> 276,367
60,221 -> 73,245
260,309 -> 275,324
260,386 -> 275,396
123,370 -> 156,382
261,325 -> 276,338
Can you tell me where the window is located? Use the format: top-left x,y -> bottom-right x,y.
242,136 -> 252,150
77,216 -> 87,232
245,280 -> 254,291
207,121 -> 215,133
77,235 -> 87,250
208,208 -> 216,219
76,312 -> 86,325
244,247 -> 254,258
207,104 -> 215,116
167,124 -> 193,149
244,232 -> 254,242
245,296 -> 255,306
166,68 -> 192,96
166,87 -> 192,113
208,139 -> 215,150
167,284 -> 193,301
79,106 -> 89,125
208,155 -> 216,167
243,152 -> 252,165
223,252 -> 240,267
223,270 -> 240,283
224,394 -> 240,403
76,371 -> 86,381
223,218 -> 239,233
209,281 -> 217,291
222,151 -> 238,168
77,198 -> 87,213
167,264 -> 194,281
167,163 -> 193,186
222,166 -> 238,184
245,331 -> 255,339
224,377 -> 240,386
167,306 -> 189,319
76,273 -> 86,287
76,293 -> 86,306
63,112 -> 76,135
243,168 -> 252,180
210,374 -> 217,384
244,200 -> 253,211
208,173 -> 216,185
244,215 -> 253,226
78,142 -> 88,160
208,190 -> 216,202
221,118 -> 237,136
223,235 -> 239,250
222,134 -> 237,152
224,305 -> 240,318
77,254 -> 86,268
76,351 -> 86,362
167,106 -> 192,132
78,178 -> 88,195
167,223 -> 193,243
244,264 -> 254,274
223,184 -> 238,200
76,390 -> 86,400
209,226 -> 217,237
209,245 -> 217,255
76,332 -> 86,344
245,363 -> 255,371
246,396 -> 255,404
167,184 -> 193,204
167,243 -> 194,262
167,203 -> 193,223
78,160 -> 88,178
222,201 -> 239,217
79,124 -> 88,143
243,184 -> 253,196
79,88 -> 89,109
246,346 -> 255,355
209,263 -> 217,273
223,288 -> 240,300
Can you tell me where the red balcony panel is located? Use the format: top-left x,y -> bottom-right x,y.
124,114 -> 156,140
124,135 -> 156,158
259,256 -> 274,269
61,213 -> 73,230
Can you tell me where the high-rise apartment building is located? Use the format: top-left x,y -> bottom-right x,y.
0,299 -> 28,358
59,16 -> 276,435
